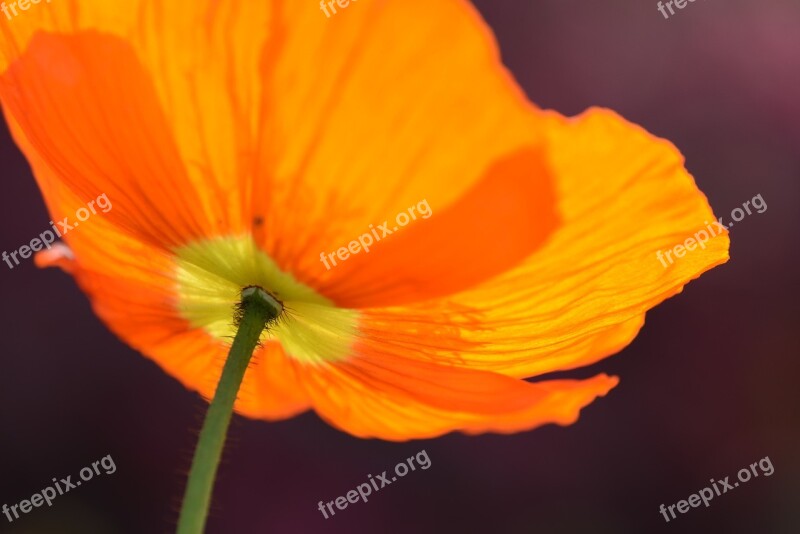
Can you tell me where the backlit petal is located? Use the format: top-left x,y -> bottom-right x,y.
352,108 -> 730,382
295,350 -> 618,440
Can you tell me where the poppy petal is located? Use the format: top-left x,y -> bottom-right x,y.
0,31 -> 210,248
297,351 -> 618,440
1,1 -> 559,302
6,114 -> 311,420
246,1 -> 559,304
0,1 -> 274,239
351,108 -> 730,382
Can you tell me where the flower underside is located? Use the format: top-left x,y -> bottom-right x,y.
174,236 -> 358,365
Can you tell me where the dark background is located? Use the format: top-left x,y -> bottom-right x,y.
1,1 -> 798,532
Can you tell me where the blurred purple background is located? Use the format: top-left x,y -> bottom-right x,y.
1,1 -> 798,532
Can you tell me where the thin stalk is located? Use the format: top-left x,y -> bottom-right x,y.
176,286 -> 282,534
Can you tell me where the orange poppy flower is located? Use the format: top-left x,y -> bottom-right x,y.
0,1 -> 728,441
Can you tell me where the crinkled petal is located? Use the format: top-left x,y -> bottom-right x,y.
295,349 -> 618,440
353,108 -> 730,381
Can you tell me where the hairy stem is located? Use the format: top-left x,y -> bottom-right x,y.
177,286 -> 282,534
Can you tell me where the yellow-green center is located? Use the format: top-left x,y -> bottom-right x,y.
174,236 -> 357,364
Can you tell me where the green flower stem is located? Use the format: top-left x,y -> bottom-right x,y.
177,287 -> 282,534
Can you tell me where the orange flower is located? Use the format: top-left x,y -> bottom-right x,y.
0,1 -> 728,440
